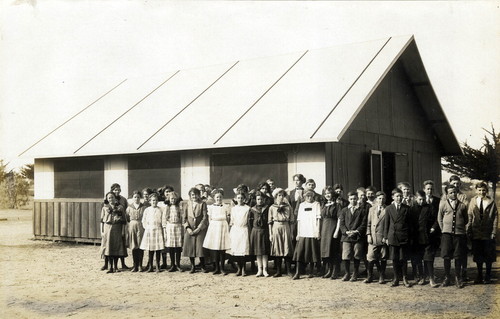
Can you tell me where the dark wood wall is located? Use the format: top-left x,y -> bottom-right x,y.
326,60 -> 443,195
33,199 -> 102,243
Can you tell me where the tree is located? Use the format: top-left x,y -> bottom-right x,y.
0,160 -> 31,209
19,164 -> 34,183
442,124 -> 499,198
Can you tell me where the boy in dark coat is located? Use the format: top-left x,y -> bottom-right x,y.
467,182 -> 498,284
339,191 -> 367,282
383,188 -> 412,287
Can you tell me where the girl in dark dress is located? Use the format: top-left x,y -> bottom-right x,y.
320,186 -> 342,279
101,192 -> 127,273
249,191 -> 271,277
110,183 -> 130,270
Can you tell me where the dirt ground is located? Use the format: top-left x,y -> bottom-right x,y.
1,209 -> 499,319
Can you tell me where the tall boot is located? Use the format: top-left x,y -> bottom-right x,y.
256,256 -> 263,277
131,250 -> 138,272
363,261 -> 374,283
200,257 -> 208,273
331,260 -> 340,280
101,256 -> 109,271
410,259 -> 418,280
455,259 -> 464,288
402,261 -> 411,287
442,259 -> 451,286
417,261 -> 425,285
323,260 -> 333,278
262,255 -> 270,277
138,250 -> 145,272
106,256 -> 114,273
391,260 -> 399,287
285,258 -> 293,277
213,253 -> 221,275
351,259 -> 360,281
379,260 -> 387,284
220,251 -> 228,275
161,251 -> 168,270
484,262 -> 492,284
474,262 -> 483,284
176,249 -> 184,272
426,261 -> 438,288
292,261 -> 301,280
273,258 -> 282,277
155,251 -> 162,273
342,260 -> 350,281
168,250 -> 177,272
120,256 -> 129,270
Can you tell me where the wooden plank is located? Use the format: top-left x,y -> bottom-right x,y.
88,202 -> 97,239
54,202 -> 60,237
67,202 -> 74,237
34,201 -> 41,236
96,203 -> 103,238
47,202 -> 54,237
60,202 -> 68,237
40,202 -> 47,236
81,202 -> 89,239
74,202 -> 81,238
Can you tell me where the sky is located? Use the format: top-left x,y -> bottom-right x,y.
0,0 -> 499,171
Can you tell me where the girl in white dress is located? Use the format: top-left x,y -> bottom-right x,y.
203,189 -> 231,275
163,192 -> 184,272
230,191 -> 251,276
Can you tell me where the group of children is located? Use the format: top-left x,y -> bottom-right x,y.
98,175 -> 498,289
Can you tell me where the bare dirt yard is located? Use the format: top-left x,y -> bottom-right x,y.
1,209 -> 499,318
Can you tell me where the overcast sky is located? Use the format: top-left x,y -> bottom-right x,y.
0,0 -> 499,170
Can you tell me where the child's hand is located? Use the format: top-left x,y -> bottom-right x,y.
296,235 -> 300,241
367,234 -> 373,245
492,234 -> 496,240
430,228 -> 435,234
186,228 -> 193,236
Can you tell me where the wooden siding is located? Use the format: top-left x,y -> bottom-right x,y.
33,199 -> 103,243
327,60 -> 443,194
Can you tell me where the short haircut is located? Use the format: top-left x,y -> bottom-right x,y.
149,192 -> 159,200
235,184 -> 249,194
272,188 -> 287,198
356,187 -> 366,193
423,180 -> 434,187
397,182 -> 410,189
366,186 -> 377,193
347,191 -> 358,197
293,174 -> 306,183
305,178 -> 316,185
235,190 -> 247,199
415,190 -> 426,198
333,183 -> 343,191
254,191 -> 265,198
445,185 -> 457,194
391,188 -> 403,196
475,181 -> 488,190
141,187 -> 153,195
131,190 -> 142,198
449,175 -> 461,182
266,178 -> 275,184
110,183 -> 121,191
189,187 -> 201,197
375,191 -> 386,198
163,185 -> 174,192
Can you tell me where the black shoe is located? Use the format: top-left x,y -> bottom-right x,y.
363,276 -> 373,284
402,277 -> 412,288
342,273 -> 350,281
391,279 -> 399,287
441,277 -> 451,287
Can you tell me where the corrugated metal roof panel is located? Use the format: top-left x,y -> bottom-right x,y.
215,38 -> 390,148
75,63 -> 236,156
139,51 -> 306,152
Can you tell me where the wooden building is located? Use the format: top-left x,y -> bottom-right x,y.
22,35 -> 461,243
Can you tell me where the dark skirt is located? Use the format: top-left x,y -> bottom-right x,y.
182,229 -> 207,258
293,237 -> 320,263
102,224 -> 127,257
320,217 -> 340,259
472,239 -> 497,263
249,227 -> 270,255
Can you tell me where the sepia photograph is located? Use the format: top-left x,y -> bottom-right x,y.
0,1 -> 499,318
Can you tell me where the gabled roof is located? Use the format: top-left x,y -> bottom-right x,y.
20,35 -> 461,159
